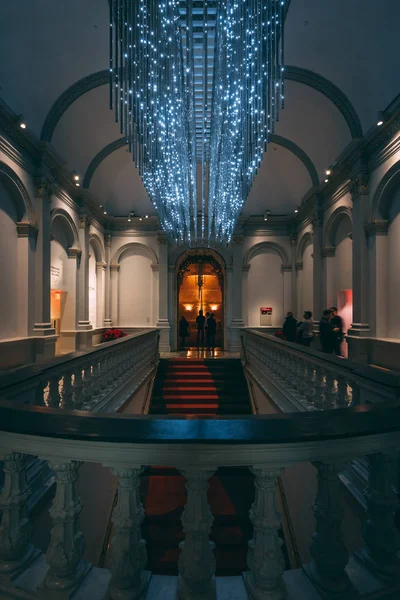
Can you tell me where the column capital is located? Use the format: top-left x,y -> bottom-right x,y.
96,261 -> 107,271
232,234 -> 244,245
34,176 -> 53,199
105,234 -> 112,248
151,264 -> 160,272
79,214 -> 90,229
365,220 -> 389,237
290,233 -> 297,246
16,222 -> 39,239
281,263 -> 292,273
110,263 -> 120,272
242,264 -> 251,272
67,247 -> 82,260
295,261 -> 303,271
350,173 -> 369,199
156,231 -> 169,245
321,246 -> 336,258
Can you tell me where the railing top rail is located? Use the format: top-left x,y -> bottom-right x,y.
0,329 -> 158,392
243,329 -> 400,391
0,397 -> 399,445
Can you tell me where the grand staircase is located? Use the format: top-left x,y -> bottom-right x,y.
149,358 -> 252,416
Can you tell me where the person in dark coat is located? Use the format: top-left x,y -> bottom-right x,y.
196,309 -> 206,347
330,306 -> 344,356
282,312 -> 297,342
319,309 -> 334,353
179,316 -> 189,348
206,313 -> 217,350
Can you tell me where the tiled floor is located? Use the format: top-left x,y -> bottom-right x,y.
160,347 -> 240,360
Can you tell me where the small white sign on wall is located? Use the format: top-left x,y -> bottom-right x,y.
260,307 -> 272,326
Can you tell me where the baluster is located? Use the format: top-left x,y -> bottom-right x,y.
82,362 -> 94,405
356,453 -> 400,579
91,360 -> 102,396
43,461 -> 90,594
107,467 -> 150,600
178,468 -> 216,600
312,368 -> 325,409
72,368 -> 84,409
48,375 -> 62,408
324,372 -> 337,409
305,462 -> 355,597
35,379 -> 47,406
304,363 -> 316,406
244,468 -> 286,600
61,372 -> 74,410
0,453 -> 39,579
337,377 -> 349,408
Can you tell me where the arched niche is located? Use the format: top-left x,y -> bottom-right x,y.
243,242 -> 291,328
88,233 -> 106,328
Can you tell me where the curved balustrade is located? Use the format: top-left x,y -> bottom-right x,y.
0,400 -> 400,599
241,329 -> 400,413
0,329 -> 160,413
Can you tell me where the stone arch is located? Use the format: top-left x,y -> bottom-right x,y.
89,232 -> 105,262
296,231 -> 313,262
243,241 -> 289,268
371,160 -> 400,222
113,242 -> 158,265
0,161 -> 34,224
172,245 -> 230,271
323,206 -> 353,251
270,134 -> 319,186
285,66 -> 363,139
83,138 -> 127,189
50,208 -> 80,250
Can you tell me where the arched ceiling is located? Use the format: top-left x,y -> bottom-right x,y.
0,0 -> 399,220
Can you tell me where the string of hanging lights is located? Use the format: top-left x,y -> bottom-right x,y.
109,0 -> 286,245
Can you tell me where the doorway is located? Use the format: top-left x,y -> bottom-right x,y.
177,253 -> 224,349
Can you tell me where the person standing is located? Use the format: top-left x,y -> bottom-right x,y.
319,309 -> 334,353
297,311 -> 314,347
205,312 -> 211,348
196,309 -> 206,347
282,312 -> 297,342
179,315 -> 189,349
206,313 -> 217,351
330,306 -> 344,356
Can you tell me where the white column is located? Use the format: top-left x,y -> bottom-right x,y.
104,235 -> 112,327
16,223 -> 37,337
156,232 -> 171,351
244,467 -> 286,600
295,262 -> 303,317
312,214 -> 324,327
110,264 -> 120,326
290,234 -> 297,315
282,264 -> 292,316
229,235 -> 245,350
77,215 -> 92,331
33,179 -> 55,338
366,222 -> 389,338
96,261 -> 106,328
321,247 -> 336,308
347,172 -> 370,362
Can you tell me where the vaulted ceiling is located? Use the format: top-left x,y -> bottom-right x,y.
0,0 -> 399,219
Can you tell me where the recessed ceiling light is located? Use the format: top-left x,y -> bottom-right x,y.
294,208 -> 299,213
324,178 -> 329,183
103,210 -> 107,215
73,174 -> 80,181
377,120 -> 383,126
19,122 -> 26,129
145,214 -> 149,218
325,169 -> 331,176
75,182 -> 80,187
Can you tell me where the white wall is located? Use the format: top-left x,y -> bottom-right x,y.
0,183 -> 18,339
88,251 -> 97,328
246,250 -> 284,327
334,218 -> 352,295
119,250 -> 153,326
388,189 -> 400,338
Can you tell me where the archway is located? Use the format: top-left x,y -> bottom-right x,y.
176,250 -> 225,349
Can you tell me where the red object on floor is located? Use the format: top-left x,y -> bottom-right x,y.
142,358 -> 255,574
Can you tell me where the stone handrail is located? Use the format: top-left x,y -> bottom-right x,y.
241,329 -> 400,413
0,329 -> 160,413
0,401 -> 400,598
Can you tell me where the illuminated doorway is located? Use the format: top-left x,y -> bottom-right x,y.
177,252 -> 224,348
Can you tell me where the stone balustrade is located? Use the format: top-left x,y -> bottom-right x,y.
0,402 -> 399,599
0,329 -> 160,413
241,329 -> 400,413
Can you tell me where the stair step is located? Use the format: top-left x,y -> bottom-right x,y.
160,387 -> 247,393
165,405 -> 250,414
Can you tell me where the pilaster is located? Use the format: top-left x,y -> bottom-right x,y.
77,215 -> 92,331
104,235 -> 112,327
312,208 -> 324,326
229,235 -> 245,351
366,222 -> 389,338
290,234 -> 297,315
96,261 -> 107,329
156,232 -> 171,351
16,223 -> 38,337
110,264 -> 120,327
281,263 -> 293,317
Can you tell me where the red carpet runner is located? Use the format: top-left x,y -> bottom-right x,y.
142,358 -> 288,575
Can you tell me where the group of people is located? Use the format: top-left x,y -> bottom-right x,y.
282,306 -> 344,356
179,310 -> 217,350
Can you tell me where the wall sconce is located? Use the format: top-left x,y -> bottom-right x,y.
184,304 -> 193,311
210,304 -> 219,312
55,292 -> 61,301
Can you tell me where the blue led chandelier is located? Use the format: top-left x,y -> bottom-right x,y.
109,0 -> 286,245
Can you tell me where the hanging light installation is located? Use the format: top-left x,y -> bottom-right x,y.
109,0 -> 286,245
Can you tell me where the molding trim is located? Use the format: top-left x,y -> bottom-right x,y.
0,160 -> 35,224
112,242 -> 159,265
321,246 -> 336,258
285,66 -> 363,139
243,241 -> 289,267
323,205 -> 353,249
296,231 -> 313,262
295,262 -> 303,271
371,160 -> 400,222
16,222 -> 39,238
40,71 -> 109,142
365,220 -> 389,237
89,232 -> 106,262
51,207 -> 81,250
